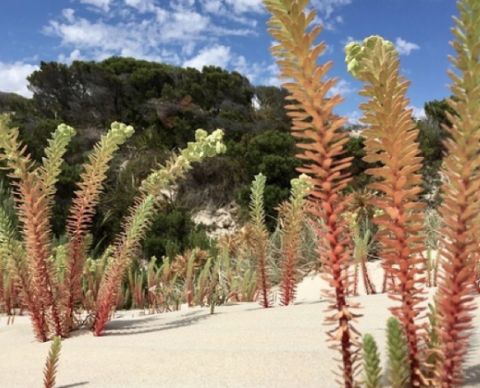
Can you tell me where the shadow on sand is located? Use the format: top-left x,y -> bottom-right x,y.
464,364 -> 480,386
58,382 -> 89,388
103,310 -> 215,336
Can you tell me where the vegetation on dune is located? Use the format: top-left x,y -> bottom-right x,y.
0,115 -> 226,339
0,0 -> 479,387
262,0 -> 480,386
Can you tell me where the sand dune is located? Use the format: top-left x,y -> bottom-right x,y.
1,262 -> 479,387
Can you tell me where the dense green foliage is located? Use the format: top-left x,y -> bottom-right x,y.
0,57 -> 449,259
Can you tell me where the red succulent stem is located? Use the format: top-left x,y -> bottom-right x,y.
325,202 -> 355,388
257,243 -> 270,308
352,264 -> 359,296
20,180 -> 63,338
361,260 -> 375,295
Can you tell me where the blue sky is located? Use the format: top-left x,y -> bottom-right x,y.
0,0 -> 457,122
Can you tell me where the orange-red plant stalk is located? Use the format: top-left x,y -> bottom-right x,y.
346,36 -> 426,385
435,0 -> 480,385
264,1 -> 360,385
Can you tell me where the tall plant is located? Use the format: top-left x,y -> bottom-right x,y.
264,1 -> 360,385
93,129 -> 226,335
248,173 -> 271,308
345,36 -> 426,385
435,0 -> 480,385
63,122 -> 134,331
0,116 -> 79,339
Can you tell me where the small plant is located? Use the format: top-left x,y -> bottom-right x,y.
248,173 -> 271,308
386,317 -> 410,388
344,211 -> 376,296
277,174 -> 312,305
362,334 -> 381,388
423,303 -> 441,384
43,336 -> 61,388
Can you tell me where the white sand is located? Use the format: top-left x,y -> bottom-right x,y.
1,262 -> 480,387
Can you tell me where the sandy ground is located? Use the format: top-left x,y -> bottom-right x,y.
1,261 -> 480,387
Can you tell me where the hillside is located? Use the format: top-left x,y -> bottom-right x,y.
0,57 -> 448,259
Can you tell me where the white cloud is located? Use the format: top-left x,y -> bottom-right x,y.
124,0 -> 157,13
182,44 -> 279,86
409,105 -> 426,120
312,0 -> 352,19
200,0 -> 260,26
170,0 -> 197,11
202,0 -> 223,13
45,2 -> 255,63
62,8 -> 76,23
41,0 -> 280,88
58,49 -> 83,64
233,55 -> 270,83
395,37 -> 420,56
346,110 -> 362,126
79,0 -> 113,12
311,0 -> 352,30
329,79 -> 354,97
224,0 -> 264,14
343,36 -> 355,45
264,64 -> 282,87
0,62 -> 38,97
184,45 -> 232,69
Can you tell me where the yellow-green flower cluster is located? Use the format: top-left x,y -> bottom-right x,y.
342,210 -> 358,230
290,174 -> 313,204
250,173 -> 267,232
109,122 -> 135,143
56,124 -> 76,139
180,129 -> 227,164
40,124 -> 76,196
345,35 -> 396,80
141,129 -> 226,196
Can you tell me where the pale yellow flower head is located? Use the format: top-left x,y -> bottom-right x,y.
345,35 -> 396,79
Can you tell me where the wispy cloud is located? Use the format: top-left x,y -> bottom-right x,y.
44,1 -> 256,64
39,0 -> 278,88
346,110 -> 362,125
311,0 -> 352,30
329,79 -> 355,97
312,0 -> 352,19
223,0 -> 264,14
395,37 -> 420,56
79,0 -> 113,12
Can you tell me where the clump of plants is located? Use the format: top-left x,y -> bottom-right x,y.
264,0 -> 480,386
0,115 -> 226,340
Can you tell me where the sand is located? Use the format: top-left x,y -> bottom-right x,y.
1,261 -> 480,387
